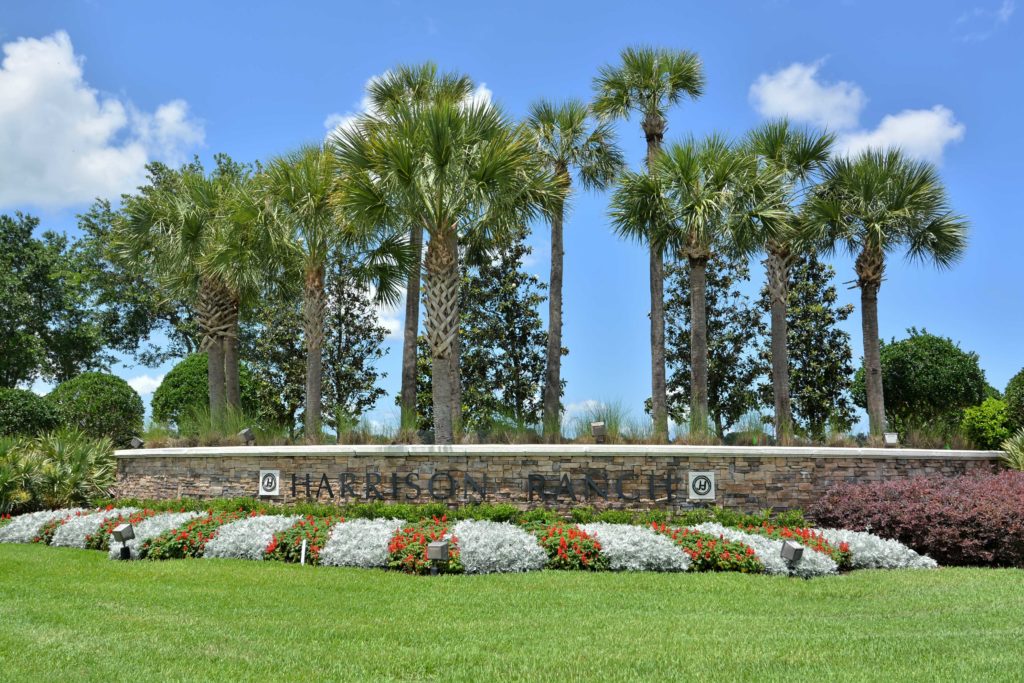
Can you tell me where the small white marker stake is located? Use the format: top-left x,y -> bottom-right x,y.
300,538 -> 307,566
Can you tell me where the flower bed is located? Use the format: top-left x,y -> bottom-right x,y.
204,515 -> 302,561
140,510 -> 247,560
452,520 -> 547,574
321,518 -> 405,569
814,528 -> 938,570
0,508 -> 84,544
741,523 -> 852,568
106,512 -> 202,560
34,515 -> 73,544
51,507 -> 138,549
651,523 -> 764,573
264,516 -> 342,566
530,522 -> 609,571
577,523 -> 690,572
387,516 -> 463,574
692,523 -> 838,578
87,509 -> 161,550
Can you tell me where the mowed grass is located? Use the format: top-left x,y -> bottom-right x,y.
0,545 -> 1022,682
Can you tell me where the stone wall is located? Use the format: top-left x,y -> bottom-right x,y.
114,445 -> 1002,513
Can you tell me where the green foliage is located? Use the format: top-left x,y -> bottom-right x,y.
1004,369 -> 1024,432
151,354 -> 262,428
759,252 -> 856,441
265,516 -> 341,565
0,438 -> 39,514
141,510 -> 246,560
651,524 -> 764,573
665,247 -> 766,437
1001,428 -> 1024,471
961,398 -> 1011,450
386,517 -> 464,574
0,388 -> 58,437
47,372 -> 144,447
852,328 -> 987,439
531,521 -> 609,570
0,430 -> 113,513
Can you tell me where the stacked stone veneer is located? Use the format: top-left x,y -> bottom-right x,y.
114,445 -> 1001,513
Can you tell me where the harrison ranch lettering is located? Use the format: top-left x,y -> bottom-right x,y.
277,469 -> 709,503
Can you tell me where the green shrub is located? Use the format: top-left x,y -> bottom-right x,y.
151,354 -> 261,428
1005,369 -> 1024,432
0,389 -> 58,437
0,438 -> 40,514
31,429 -> 115,508
1002,428 -> 1024,471
47,372 -> 143,447
961,398 -> 1011,450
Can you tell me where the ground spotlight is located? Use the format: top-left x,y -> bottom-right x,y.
112,523 -> 135,560
129,436 -> 145,449
590,421 -> 607,444
780,540 -> 804,565
238,428 -> 256,446
427,540 -> 449,575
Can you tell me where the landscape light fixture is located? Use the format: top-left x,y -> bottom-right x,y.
238,428 -> 256,446
780,540 -> 804,565
883,432 -> 899,447
112,523 -> 135,560
426,540 -> 449,576
129,437 -> 144,449
591,421 -> 607,444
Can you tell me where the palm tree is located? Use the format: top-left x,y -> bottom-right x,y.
526,99 -> 624,441
593,46 -> 705,441
742,120 -> 834,442
358,64 -> 476,432
804,148 -> 968,436
333,92 -> 555,444
117,158 -> 267,419
611,135 -> 783,434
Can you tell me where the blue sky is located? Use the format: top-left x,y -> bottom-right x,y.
1,1 -> 1021,432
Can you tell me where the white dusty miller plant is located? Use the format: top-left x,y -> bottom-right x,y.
203,515 -> 302,561
51,508 -> 138,548
320,518 -> 406,568
693,523 -> 838,578
815,528 -> 938,569
579,523 -> 690,572
107,512 -> 202,560
452,520 -> 548,574
0,508 -> 84,544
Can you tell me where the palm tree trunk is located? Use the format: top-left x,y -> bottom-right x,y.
423,232 -> 460,445
688,255 -> 709,433
206,341 -> 226,421
303,265 -> 327,444
644,116 -> 669,442
766,245 -> 793,443
542,191 -> 566,442
399,222 -> 423,430
855,248 -> 886,436
450,327 -> 462,438
224,301 -> 241,413
197,278 -> 229,419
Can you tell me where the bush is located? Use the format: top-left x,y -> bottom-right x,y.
961,398 -> 1011,450
47,373 -> 143,447
141,510 -> 246,560
1001,428 -> 1024,471
31,429 -> 115,508
265,516 -> 341,566
577,522 -> 690,571
1005,369 -> 1024,431
810,472 -> 1024,567
0,389 -> 58,437
530,522 -> 609,571
151,354 -> 261,428
0,438 -> 39,514
651,523 -> 764,573
387,516 -> 463,574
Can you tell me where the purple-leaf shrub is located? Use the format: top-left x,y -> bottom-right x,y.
810,471 -> 1024,567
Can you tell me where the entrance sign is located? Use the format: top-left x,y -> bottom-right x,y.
259,470 -> 280,497
688,471 -> 715,501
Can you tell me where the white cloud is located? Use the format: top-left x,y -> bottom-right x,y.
956,0 -> 1015,41
749,60 -> 866,129
0,31 -> 203,210
464,83 -> 492,109
836,106 -> 966,165
750,60 -> 965,164
365,284 -> 404,340
127,374 -> 164,396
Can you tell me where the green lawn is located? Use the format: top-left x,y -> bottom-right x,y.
0,545 -> 1022,682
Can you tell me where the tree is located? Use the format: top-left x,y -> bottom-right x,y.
321,257 -> 389,432
525,99 -> 623,440
356,64 -> 477,432
665,246 -> 766,437
334,71 -> 555,444
852,328 -> 987,438
593,46 -> 705,441
805,149 -> 969,435
610,135 -> 781,436
1005,369 -> 1024,432
758,252 -> 856,442
116,156 -> 273,419
743,120 -> 834,441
